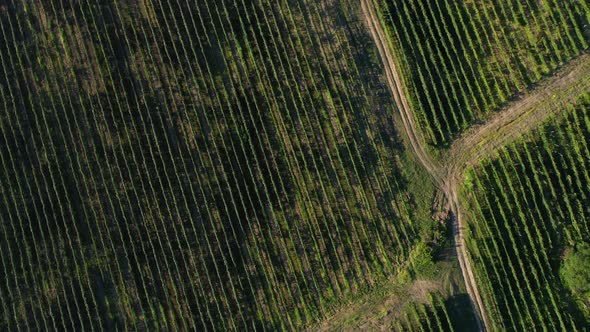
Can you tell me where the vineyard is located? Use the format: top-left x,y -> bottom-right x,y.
2,0 -> 590,330
461,94 -> 590,330
376,0 -> 590,146
0,0 -> 444,330
391,292 -> 457,332
311,240 -> 478,331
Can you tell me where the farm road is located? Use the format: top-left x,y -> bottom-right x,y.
361,0 -> 590,330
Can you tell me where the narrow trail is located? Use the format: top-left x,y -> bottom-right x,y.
361,0 -> 590,330
359,0 -> 444,186
446,53 -> 590,182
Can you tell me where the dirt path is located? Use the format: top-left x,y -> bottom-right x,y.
361,0 -> 590,330
359,0 -> 444,186
446,53 -> 590,182
359,1 -> 487,330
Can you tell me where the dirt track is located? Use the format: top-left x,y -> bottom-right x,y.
361,0 -> 590,330
359,0 -> 444,185
446,54 -> 590,181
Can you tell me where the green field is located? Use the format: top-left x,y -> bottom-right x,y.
462,94 -> 590,330
377,0 -> 590,146
0,0 -> 443,330
1,0 -> 590,331
392,293 -> 456,332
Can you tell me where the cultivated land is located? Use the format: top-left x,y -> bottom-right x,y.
462,95 -> 590,330
377,0 -> 590,146
364,0 -> 590,330
447,54 -> 590,177
1,0 -> 589,331
0,0 -> 442,330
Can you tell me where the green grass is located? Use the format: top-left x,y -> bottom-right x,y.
308,242 -> 476,331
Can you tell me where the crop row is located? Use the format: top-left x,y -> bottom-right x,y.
377,0 -> 590,146
390,292 -> 457,332
0,0 -> 420,330
462,93 -> 590,330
